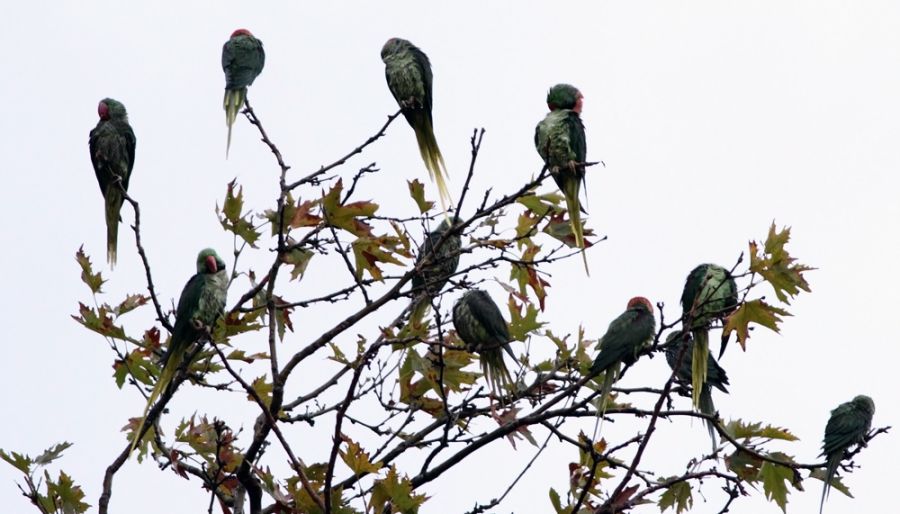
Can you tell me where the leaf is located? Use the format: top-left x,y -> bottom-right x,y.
288,199 -> 323,229
507,295 -> 544,342
517,192 -> 563,217
658,480 -> 693,513
407,179 -> 434,213
0,449 -> 32,474
72,303 -> 128,340
281,245 -> 314,281
75,246 -> 105,293
725,449 -> 763,482
493,406 -> 538,449
248,376 -> 273,408
749,223 -> 814,304
46,470 -> 90,513
722,299 -> 791,349
34,442 -> 74,467
510,242 -> 551,310
543,211 -> 595,249
113,293 -> 149,316
759,461 -> 794,513
217,180 -> 261,248
723,419 -> 799,442
352,235 -> 406,281
809,468 -> 854,498
321,179 -> 378,237
370,466 -> 428,514
548,488 -> 565,514
339,438 -> 382,476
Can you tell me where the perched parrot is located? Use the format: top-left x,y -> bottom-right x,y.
130,249 -> 229,453
665,330 -> 730,450
679,263 -> 738,408
408,219 -> 461,329
590,297 -> 656,438
819,395 -> 875,514
452,289 -> 517,400
222,28 -> 265,157
89,98 -> 136,268
534,83 -> 589,274
381,38 -> 452,210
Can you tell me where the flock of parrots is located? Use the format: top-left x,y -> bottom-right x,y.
86,29 -> 873,511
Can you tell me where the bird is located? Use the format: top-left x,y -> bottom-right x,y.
819,395 -> 875,514
664,330 -> 730,450
131,248 -> 229,454
534,83 -> 589,274
452,289 -> 517,401
590,297 -> 656,439
89,98 -> 136,268
381,37 -> 451,211
222,28 -> 265,157
679,263 -> 738,408
408,219 -> 460,329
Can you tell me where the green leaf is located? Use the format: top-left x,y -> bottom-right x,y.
75,246 -> 105,293
722,299 -> 791,350
249,376 -> 273,408
45,470 -> 90,513
352,235 -> 406,281
542,211 -> 594,249
749,223 -> 815,304
113,293 -> 149,316
339,438 -> 382,476
658,480 -> 693,513
548,488 -> 565,514
370,466 -> 427,514
809,468 -> 854,498
507,296 -> 544,342
509,242 -> 550,311
759,461 -> 794,513
281,246 -> 314,281
218,180 -> 261,248
72,303 -> 128,340
725,449 -> 763,482
322,179 -> 378,237
34,442 -> 74,466
723,419 -> 799,442
407,179 -> 434,213
0,449 -> 33,474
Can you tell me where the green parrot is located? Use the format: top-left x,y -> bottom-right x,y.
680,263 -> 738,408
665,330 -> 730,450
89,98 -> 136,268
130,249 -> 229,453
819,395 -> 875,514
590,297 -> 656,437
452,289 -> 517,400
222,28 -> 265,157
381,37 -> 452,210
535,84 -> 589,274
408,219 -> 461,329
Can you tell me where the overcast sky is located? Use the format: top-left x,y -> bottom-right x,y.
1,2 -> 898,513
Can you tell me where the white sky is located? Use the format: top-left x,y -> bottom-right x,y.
1,2 -> 898,513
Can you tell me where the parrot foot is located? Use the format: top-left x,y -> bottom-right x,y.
566,160 -> 580,173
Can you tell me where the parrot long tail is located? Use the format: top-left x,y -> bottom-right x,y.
820,455 -> 840,514
561,176 -> 589,275
481,349 -> 513,404
224,87 -> 248,158
698,385 -> 717,451
129,346 -> 182,455
690,329 -> 709,409
408,110 -> 452,214
104,186 -> 124,268
591,365 -> 618,441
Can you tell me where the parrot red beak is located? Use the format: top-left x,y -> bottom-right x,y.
206,255 -> 218,273
98,102 -> 109,120
573,94 -> 584,114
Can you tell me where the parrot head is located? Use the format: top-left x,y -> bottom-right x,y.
852,395 -> 875,415
546,84 -> 582,112
627,296 -> 654,313
230,28 -> 254,38
381,37 -> 412,61
196,248 -> 226,275
98,98 -> 127,121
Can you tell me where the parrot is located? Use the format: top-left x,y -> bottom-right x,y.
222,28 -> 265,157
819,395 -> 875,514
452,289 -> 517,400
408,219 -> 461,329
88,98 -> 136,268
664,330 -> 730,450
590,297 -> 655,439
130,248 -> 229,454
679,263 -> 738,408
534,83 -> 589,274
381,38 -> 452,210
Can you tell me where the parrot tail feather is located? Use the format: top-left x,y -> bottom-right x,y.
690,330 -> 710,409
561,177 -> 589,275
820,456 -> 840,514
592,367 -> 617,441
411,112 -> 452,214
224,87 -> 248,158
699,386 -> 717,451
129,352 -> 180,456
105,187 -> 124,268
482,351 -> 513,404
